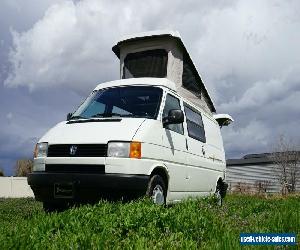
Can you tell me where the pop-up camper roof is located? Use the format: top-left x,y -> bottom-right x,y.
112,30 -> 216,114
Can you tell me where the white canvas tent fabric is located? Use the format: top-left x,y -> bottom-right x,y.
112,30 -> 216,114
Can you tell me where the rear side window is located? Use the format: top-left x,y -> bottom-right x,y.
184,103 -> 206,142
163,94 -> 184,134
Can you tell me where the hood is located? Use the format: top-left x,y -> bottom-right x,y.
40,118 -> 146,144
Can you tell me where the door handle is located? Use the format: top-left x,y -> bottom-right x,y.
185,138 -> 188,150
202,146 -> 205,156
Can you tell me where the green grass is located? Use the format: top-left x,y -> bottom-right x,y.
0,195 -> 299,249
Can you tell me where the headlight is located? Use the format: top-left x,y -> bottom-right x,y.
34,142 -> 48,158
107,141 -> 141,159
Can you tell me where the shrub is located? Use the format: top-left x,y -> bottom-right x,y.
232,182 -> 253,194
15,159 -> 33,177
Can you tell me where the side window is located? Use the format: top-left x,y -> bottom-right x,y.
184,103 -> 206,142
163,94 -> 184,134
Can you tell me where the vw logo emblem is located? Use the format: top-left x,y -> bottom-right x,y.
70,145 -> 78,156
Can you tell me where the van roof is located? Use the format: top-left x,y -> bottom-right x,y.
94,78 -> 177,91
112,30 -> 216,112
112,30 -> 181,57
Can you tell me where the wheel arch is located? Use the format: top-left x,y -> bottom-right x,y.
148,165 -> 169,190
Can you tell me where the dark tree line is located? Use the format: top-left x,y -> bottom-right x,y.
0,167 -> 4,176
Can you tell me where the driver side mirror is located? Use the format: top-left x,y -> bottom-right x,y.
163,109 -> 184,127
67,113 -> 73,121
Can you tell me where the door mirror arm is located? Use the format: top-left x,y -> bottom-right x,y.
67,113 -> 73,121
162,117 -> 170,127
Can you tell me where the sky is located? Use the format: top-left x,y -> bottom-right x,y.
0,0 -> 299,176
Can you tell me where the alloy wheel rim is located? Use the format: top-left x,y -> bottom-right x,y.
215,189 -> 222,206
152,184 -> 164,205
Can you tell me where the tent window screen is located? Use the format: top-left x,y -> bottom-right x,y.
184,103 -> 206,143
123,49 -> 168,79
182,55 -> 201,97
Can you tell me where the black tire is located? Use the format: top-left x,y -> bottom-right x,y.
215,180 -> 228,206
43,202 -> 68,213
146,175 -> 167,205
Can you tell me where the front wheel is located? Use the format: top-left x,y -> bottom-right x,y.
146,175 -> 167,205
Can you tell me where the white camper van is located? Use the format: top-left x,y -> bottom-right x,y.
28,31 -> 233,210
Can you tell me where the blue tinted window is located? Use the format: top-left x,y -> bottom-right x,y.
72,86 -> 163,119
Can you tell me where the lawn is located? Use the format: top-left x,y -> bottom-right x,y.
0,195 -> 299,249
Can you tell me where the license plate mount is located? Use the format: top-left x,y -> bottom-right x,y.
54,182 -> 74,199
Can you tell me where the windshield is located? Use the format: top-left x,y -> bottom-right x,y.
72,86 -> 163,120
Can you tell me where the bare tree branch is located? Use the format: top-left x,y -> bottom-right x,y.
271,135 -> 300,194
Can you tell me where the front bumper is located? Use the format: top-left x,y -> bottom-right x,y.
28,172 -> 149,202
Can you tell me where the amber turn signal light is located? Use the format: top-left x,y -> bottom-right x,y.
130,141 -> 141,159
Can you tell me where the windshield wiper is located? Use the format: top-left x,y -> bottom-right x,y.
92,113 -> 123,118
120,113 -> 152,118
91,113 -> 152,119
67,113 -> 150,124
70,115 -> 86,120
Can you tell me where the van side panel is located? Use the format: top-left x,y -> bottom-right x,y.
184,113 -> 226,194
203,115 -> 226,163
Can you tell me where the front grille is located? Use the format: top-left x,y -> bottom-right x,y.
47,144 -> 107,157
45,164 -> 105,174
